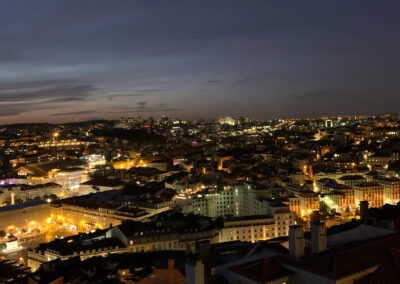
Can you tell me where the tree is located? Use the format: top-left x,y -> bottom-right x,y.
319,201 -> 332,214
48,194 -> 58,201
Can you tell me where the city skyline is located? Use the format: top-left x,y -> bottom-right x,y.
1,0 -> 400,124
2,3 -> 400,280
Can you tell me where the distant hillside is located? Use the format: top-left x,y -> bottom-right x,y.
92,128 -> 166,144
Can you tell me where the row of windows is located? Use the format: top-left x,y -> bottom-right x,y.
224,231 -> 286,241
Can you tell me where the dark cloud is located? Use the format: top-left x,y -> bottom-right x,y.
136,101 -> 147,107
106,89 -> 168,101
0,79 -> 76,91
134,89 -> 167,93
205,80 -> 221,84
49,110 -> 97,116
0,80 -> 95,103
0,102 -> 49,117
287,90 -> 338,99
113,102 -> 182,113
232,75 -> 264,85
0,79 -> 96,117
46,97 -> 88,103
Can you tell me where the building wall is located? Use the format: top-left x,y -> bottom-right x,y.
28,228 -> 219,272
379,180 -> 400,205
289,194 -> 320,217
219,215 -> 294,243
184,183 -> 280,218
0,203 -> 51,232
355,186 -> 384,208
0,184 -> 63,205
50,204 -> 137,232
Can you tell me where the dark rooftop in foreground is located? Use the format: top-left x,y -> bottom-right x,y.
230,258 -> 292,283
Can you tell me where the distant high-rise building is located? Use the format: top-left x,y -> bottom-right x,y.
325,119 -> 333,128
219,117 -> 236,126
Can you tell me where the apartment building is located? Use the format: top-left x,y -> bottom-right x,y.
355,182 -> 384,209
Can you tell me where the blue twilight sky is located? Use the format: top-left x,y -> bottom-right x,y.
0,0 -> 400,123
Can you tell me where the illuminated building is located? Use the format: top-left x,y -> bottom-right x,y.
219,215 -> 294,243
184,183 -> 295,240
217,156 -> 233,172
338,175 -> 366,187
218,117 -> 236,126
50,198 -> 150,231
367,127 -> 400,139
17,160 -> 88,190
355,182 -> 384,209
373,176 -> 400,205
184,183 -> 293,218
28,214 -> 220,272
366,154 -> 395,170
325,119 -> 333,128
320,185 -> 355,213
0,200 -> 50,233
146,159 -> 172,171
79,154 -> 106,169
313,170 -> 354,186
0,183 -> 62,205
50,168 -> 88,190
288,192 -> 320,217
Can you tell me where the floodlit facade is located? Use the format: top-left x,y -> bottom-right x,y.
373,176 -> 400,205
184,183 -> 287,218
219,215 -> 295,243
355,182 -> 384,209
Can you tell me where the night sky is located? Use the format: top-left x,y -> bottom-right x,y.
1,0 -> 400,123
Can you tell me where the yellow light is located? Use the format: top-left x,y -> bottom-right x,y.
52,132 -> 60,138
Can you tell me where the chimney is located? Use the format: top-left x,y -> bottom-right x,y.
359,201 -> 369,220
197,240 -> 211,260
310,211 -> 320,224
185,259 -> 205,284
168,258 -> 175,284
289,225 -> 305,257
311,221 -> 327,254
